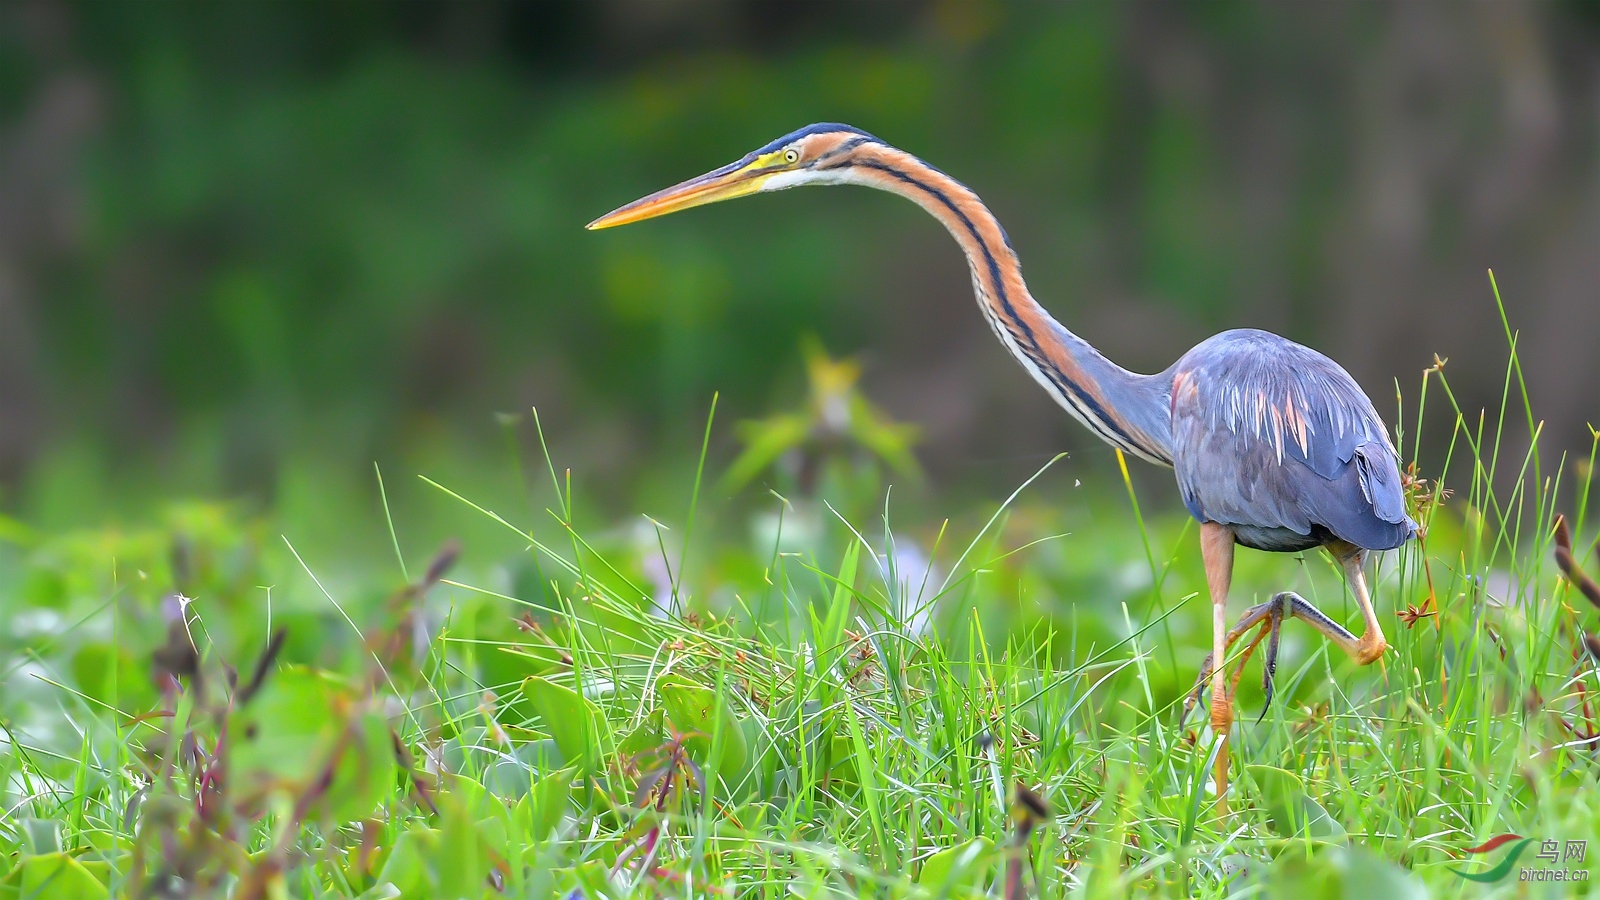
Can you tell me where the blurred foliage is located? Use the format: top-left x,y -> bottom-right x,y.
722,337 -> 920,499
6,0 -> 977,506
12,0 -> 1593,522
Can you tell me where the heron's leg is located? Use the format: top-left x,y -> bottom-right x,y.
1247,544 -> 1389,670
1181,599 -> 1280,725
1194,592 -> 1355,718
1330,543 -> 1389,665
1199,522 -> 1236,813
1186,573 -> 1385,722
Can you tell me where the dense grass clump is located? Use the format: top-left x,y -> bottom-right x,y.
2,306 -> 1598,898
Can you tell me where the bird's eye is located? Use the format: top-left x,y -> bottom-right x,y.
783,148 -> 800,164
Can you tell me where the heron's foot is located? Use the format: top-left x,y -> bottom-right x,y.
1182,655 -> 1215,727
1256,594 -> 1291,721
1252,591 -> 1373,719
1184,592 -> 1353,726
1355,633 -> 1388,665
1181,595 -> 1287,728
1184,647 -> 1243,815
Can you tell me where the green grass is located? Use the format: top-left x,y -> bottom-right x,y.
2,306 -> 1599,898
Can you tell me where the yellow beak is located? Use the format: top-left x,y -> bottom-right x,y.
587,156 -> 771,230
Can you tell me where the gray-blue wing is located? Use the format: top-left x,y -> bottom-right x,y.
1170,330 -> 1416,552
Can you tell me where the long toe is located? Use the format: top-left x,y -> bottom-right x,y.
1182,653 -> 1217,728
1256,597 -> 1287,723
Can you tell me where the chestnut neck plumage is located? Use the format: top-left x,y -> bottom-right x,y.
825,142 -> 1175,466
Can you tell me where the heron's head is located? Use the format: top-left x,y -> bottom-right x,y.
587,123 -> 882,230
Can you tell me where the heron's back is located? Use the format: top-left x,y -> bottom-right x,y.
1169,329 -> 1416,553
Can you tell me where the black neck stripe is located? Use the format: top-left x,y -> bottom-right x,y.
853,157 -> 1148,456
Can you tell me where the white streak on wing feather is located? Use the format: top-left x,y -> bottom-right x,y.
1212,357 -> 1362,467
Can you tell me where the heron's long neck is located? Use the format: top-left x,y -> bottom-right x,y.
844,145 -> 1174,465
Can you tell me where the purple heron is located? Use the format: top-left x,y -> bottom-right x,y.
588,124 -> 1417,811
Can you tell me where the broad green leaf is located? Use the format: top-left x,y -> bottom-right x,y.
722,413 -> 809,492
721,339 -> 921,493
1332,846 -> 1429,900
227,666 -> 396,821
554,859 -> 612,898
18,853 -> 110,900
515,767 -> 576,842
1247,765 -> 1346,842
437,792 -> 489,900
826,733 -> 858,789
1264,846 -> 1426,900
329,708 -> 402,821
81,830 -> 131,857
342,840 -> 380,889
228,666 -> 343,782
17,819 -> 61,857
375,828 -> 437,897
617,708 -> 666,760
77,860 -> 112,888
444,773 -> 516,866
521,676 -> 610,774
660,675 -> 749,777
71,642 -> 154,711
917,837 -> 993,893
515,738 -> 566,773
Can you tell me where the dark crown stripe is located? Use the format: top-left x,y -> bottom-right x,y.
757,123 -> 881,155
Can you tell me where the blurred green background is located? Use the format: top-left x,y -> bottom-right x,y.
2,0 -> 1597,540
